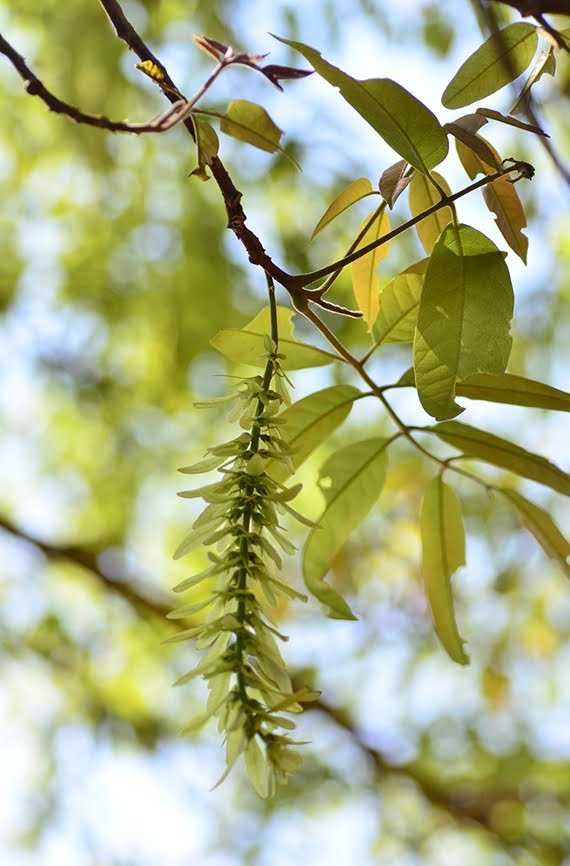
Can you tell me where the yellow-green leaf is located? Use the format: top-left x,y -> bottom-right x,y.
311,178 -> 375,239
372,258 -> 428,344
457,136 -> 529,263
501,489 -> 570,577
408,171 -> 453,254
268,385 -> 362,481
456,373 -> 570,412
303,438 -> 391,619
442,23 -> 538,109
483,178 -> 528,263
413,225 -> 514,420
276,37 -> 448,174
219,100 -> 283,153
351,209 -> 391,328
194,117 -> 219,164
426,421 -> 570,496
421,476 -> 469,665
189,117 -> 220,181
210,306 -> 339,370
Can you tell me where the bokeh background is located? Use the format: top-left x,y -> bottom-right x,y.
1,1 -> 569,864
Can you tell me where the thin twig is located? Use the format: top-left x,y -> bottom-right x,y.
0,32 -> 190,133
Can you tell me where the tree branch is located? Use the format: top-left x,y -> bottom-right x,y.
307,695 -> 568,860
0,32 -> 193,134
489,0 -> 570,15
3,513 -> 563,852
0,515 -> 173,621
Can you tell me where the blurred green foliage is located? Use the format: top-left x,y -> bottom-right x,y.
0,1 -> 569,864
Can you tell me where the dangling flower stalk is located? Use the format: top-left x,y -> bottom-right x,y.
168,273 -> 318,797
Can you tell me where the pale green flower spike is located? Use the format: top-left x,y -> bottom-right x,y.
172,283 -> 318,797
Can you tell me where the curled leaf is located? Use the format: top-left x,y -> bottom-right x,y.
379,159 -> 411,208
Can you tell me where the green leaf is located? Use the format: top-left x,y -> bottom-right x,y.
372,258 -> 428,345
217,100 -> 284,154
302,438 -> 391,619
413,224 -> 514,420
351,209 -> 391,329
190,117 -> 219,181
426,421 -> 570,496
456,373 -> 570,412
275,36 -> 448,174
420,477 -> 469,665
510,48 -> 556,116
268,385 -> 362,481
442,23 -> 538,109
408,171 -> 453,254
196,119 -> 219,162
379,159 -> 411,208
211,305 -> 339,370
311,178 -> 375,239
500,490 -> 570,577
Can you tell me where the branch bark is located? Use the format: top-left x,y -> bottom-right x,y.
489,0 -> 570,15
0,515 -> 173,621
